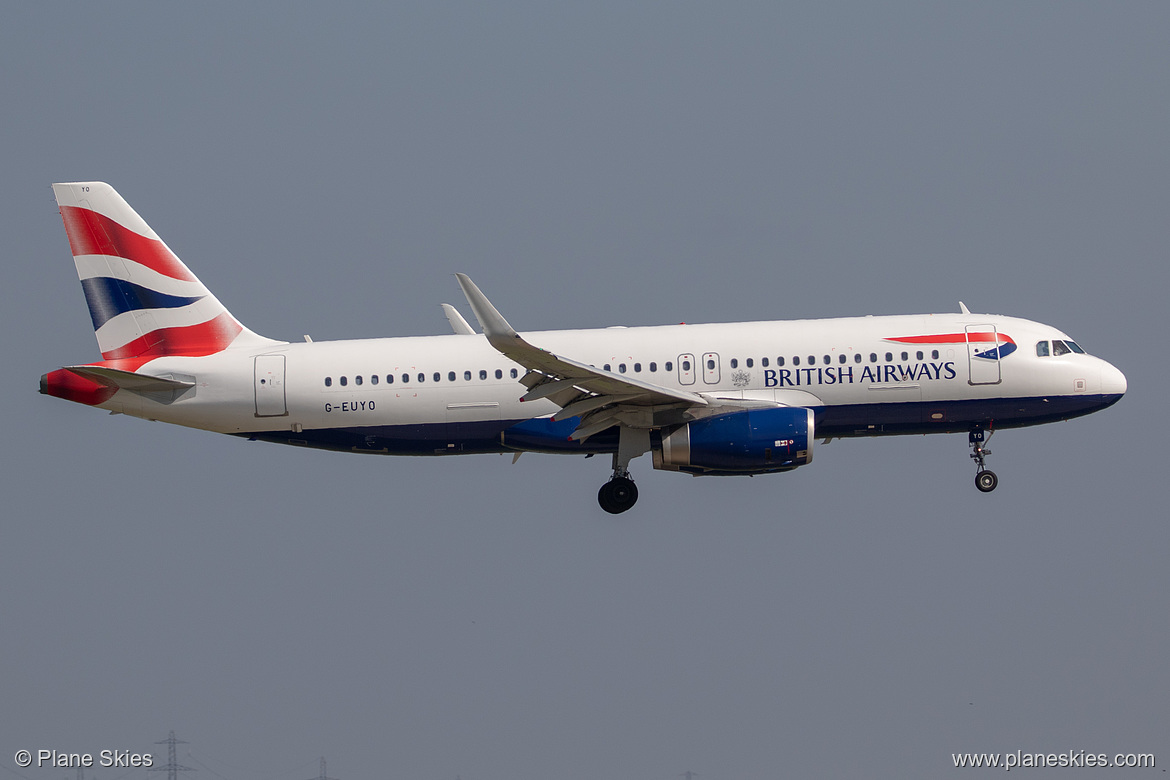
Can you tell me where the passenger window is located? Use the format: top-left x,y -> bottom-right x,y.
495,369 -> 503,379
464,370 -> 472,381
793,356 -> 801,366
434,372 -> 441,382
340,376 -> 348,387
510,368 -> 518,378
707,359 -> 715,370
604,364 -> 611,372
730,358 -> 738,369
665,361 -> 673,371
762,357 -> 769,367
916,351 -> 923,360
901,351 -> 908,361
418,373 -> 425,383
808,356 -> 815,366
746,358 -> 753,368
870,353 -> 877,362
387,375 -> 394,384
823,355 -> 830,365
649,362 -> 657,372
682,360 -> 691,371
619,363 -> 627,373
355,375 -> 363,386
931,350 -> 939,360
777,357 -> 785,367
480,370 -> 487,380
371,375 -> 378,385
324,377 -> 332,387
838,354 -> 846,364
1052,340 -> 1071,356
448,372 -> 456,381
885,352 -> 893,362
402,374 -> 409,384
853,353 -> 861,363
634,363 -> 642,372
1036,341 -> 1050,357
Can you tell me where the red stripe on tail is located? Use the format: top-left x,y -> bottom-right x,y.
59,205 -> 197,282
100,312 -> 243,369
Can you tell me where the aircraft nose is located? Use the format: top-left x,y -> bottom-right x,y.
1101,361 -> 1127,397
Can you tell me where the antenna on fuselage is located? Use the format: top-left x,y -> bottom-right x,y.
959,301 -> 971,314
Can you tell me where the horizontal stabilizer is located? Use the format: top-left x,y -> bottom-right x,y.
65,365 -> 194,393
40,365 -> 195,406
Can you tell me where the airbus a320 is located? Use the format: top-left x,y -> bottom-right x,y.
40,183 -> 1127,513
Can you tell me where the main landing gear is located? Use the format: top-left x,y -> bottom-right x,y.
598,473 -> 638,514
597,426 -> 650,514
969,428 -> 998,493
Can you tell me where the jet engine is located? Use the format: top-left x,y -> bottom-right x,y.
653,406 -> 814,476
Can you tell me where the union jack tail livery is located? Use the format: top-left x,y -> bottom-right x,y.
52,182 -> 276,370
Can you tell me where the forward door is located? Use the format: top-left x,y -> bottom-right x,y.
966,324 -> 1002,385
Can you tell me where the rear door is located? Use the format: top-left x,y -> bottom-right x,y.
254,354 -> 288,416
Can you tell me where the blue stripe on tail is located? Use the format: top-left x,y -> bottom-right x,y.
80,277 -> 206,330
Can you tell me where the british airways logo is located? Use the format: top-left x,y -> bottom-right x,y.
764,361 -> 957,388
760,331 -> 1014,388
886,331 -> 1017,360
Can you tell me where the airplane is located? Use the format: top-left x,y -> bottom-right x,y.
40,182 -> 1127,513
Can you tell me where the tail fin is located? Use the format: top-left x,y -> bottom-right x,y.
52,182 -> 279,369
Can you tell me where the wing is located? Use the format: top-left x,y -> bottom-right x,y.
456,274 -> 723,440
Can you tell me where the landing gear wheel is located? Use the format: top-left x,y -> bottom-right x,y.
969,428 -> 998,494
598,476 -> 639,514
975,470 -> 998,493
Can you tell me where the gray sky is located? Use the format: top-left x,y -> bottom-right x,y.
2,3 -> 1167,779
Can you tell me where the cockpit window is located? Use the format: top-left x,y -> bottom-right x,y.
1036,341 -> 1050,357
1052,340 -> 1072,356
1066,340 -> 1085,354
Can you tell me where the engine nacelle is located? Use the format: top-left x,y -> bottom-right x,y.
653,406 -> 814,476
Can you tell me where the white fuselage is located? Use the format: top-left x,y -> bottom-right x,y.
91,312 -> 1126,456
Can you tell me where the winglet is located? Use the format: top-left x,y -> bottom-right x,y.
440,303 -> 476,335
455,274 -> 524,353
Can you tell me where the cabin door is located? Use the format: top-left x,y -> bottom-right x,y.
254,355 -> 288,416
965,324 -> 1002,385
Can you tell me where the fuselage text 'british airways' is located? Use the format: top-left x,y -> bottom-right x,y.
764,361 -> 957,388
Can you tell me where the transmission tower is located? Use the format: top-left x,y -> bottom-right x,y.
304,757 -> 338,780
149,731 -> 194,780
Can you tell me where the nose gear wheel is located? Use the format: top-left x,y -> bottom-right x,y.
969,428 -> 998,493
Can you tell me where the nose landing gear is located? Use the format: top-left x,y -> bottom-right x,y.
969,428 -> 998,492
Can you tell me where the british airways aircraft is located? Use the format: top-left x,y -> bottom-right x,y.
41,182 -> 1126,513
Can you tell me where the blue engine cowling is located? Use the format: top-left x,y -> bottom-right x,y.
653,406 -> 814,476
